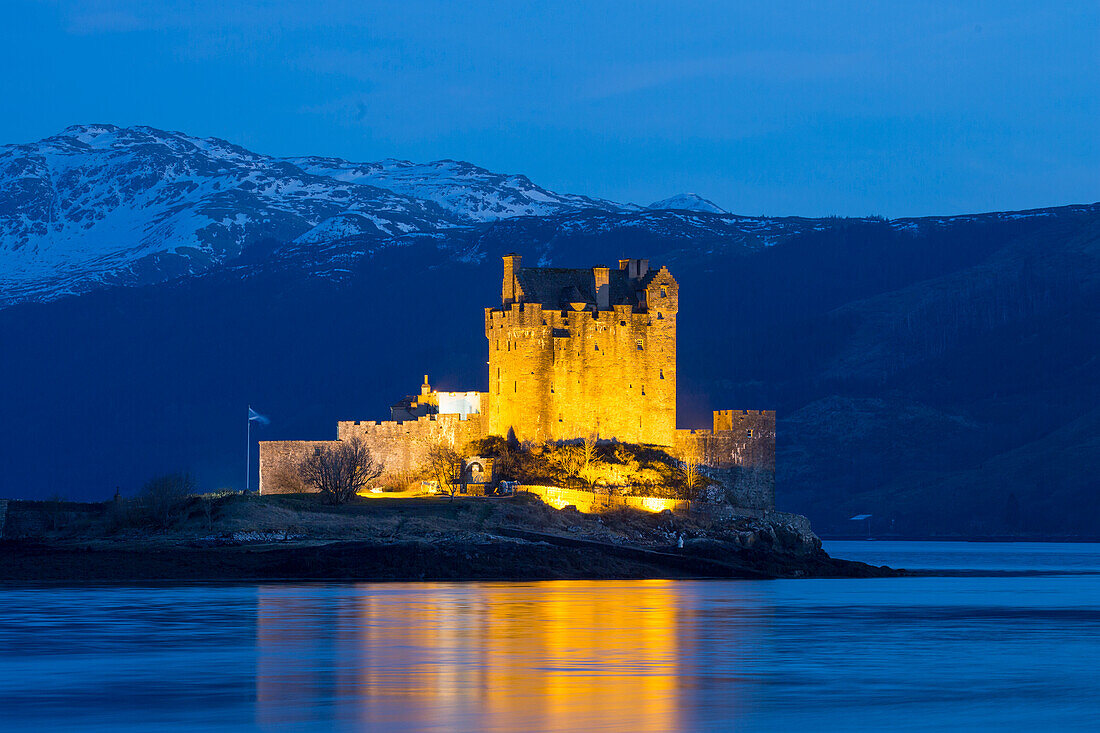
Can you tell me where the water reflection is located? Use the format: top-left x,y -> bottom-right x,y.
257,581 -> 755,731
4,556 -> 1100,731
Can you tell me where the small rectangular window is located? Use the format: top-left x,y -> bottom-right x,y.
660,287 -> 667,298
636,339 -> 643,351
747,429 -> 754,438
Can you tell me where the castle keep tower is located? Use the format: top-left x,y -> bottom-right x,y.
485,254 -> 678,445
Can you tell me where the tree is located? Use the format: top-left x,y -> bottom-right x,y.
582,431 -> 598,470
139,472 -> 196,528
679,443 -> 704,501
426,444 -> 464,500
298,437 -> 384,505
548,444 -> 585,486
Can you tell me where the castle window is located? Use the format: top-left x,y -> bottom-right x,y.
641,384 -> 645,395
594,344 -> 599,351
659,369 -> 664,379
636,339 -> 643,351
657,312 -> 663,320
514,381 -> 517,393
660,287 -> 667,298
747,429 -> 754,438
620,320 -> 626,326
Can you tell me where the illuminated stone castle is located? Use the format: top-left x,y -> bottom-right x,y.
487,255 -> 677,445
260,255 -> 775,507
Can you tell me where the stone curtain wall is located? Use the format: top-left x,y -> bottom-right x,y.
259,415 -> 487,495
519,484 -> 779,520
674,410 -> 777,510
485,266 -> 678,446
674,410 -> 777,470
519,485 -> 692,514
338,414 -> 486,475
258,440 -> 338,494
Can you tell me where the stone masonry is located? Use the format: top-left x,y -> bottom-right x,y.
259,255 -> 776,505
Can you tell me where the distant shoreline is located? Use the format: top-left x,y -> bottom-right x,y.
820,536 -> 1100,543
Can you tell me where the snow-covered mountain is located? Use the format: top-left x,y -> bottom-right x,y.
287,156 -> 629,222
0,124 -> 461,302
0,124 -> 1084,309
648,193 -> 728,214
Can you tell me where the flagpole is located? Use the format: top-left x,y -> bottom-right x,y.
246,404 -> 251,493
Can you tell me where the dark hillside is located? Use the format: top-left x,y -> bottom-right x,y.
1,205 -> 1097,536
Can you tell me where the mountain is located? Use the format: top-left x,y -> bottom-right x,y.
288,156 -> 629,222
648,193 -> 727,214
0,125 -> 633,306
0,125 -> 1097,538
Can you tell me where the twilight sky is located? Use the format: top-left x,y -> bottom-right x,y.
1,1 -> 1096,217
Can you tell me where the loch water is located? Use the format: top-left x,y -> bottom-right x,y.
1,542 -> 1099,732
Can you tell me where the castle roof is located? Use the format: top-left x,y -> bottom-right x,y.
515,266 -> 655,310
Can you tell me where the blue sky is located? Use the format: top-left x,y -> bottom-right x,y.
1,1 -> 1096,217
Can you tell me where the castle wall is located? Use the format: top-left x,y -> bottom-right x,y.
258,440 -> 339,494
674,410 -> 777,510
485,267 -> 678,445
519,485 -> 691,515
338,413 -> 487,477
259,413 -> 487,495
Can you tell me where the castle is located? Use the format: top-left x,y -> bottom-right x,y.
259,256 -> 776,508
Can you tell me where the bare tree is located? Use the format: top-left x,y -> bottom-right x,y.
298,437 -> 384,505
139,472 -> 196,528
425,444 -> 464,500
679,443 -> 704,501
549,444 -> 585,486
582,431 -> 598,470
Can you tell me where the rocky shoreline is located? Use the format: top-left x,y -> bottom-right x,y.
0,493 -> 898,583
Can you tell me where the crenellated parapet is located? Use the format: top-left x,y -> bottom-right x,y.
260,253 -> 775,510
485,256 -> 678,445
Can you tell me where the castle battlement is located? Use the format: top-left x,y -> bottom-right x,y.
486,254 -> 678,445
259,254 -> 775,504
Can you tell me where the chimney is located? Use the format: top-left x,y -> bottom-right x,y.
618,258 -> 649,280
593,266 -> 610,310
421,375 -> 431,395
502,253 -> 522,306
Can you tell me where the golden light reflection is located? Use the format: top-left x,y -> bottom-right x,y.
256,581 -> 720,731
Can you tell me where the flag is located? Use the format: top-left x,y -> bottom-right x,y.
248,408 -> 270,425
